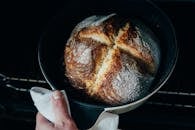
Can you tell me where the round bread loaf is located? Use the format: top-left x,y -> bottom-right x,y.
64,14 -> 160,105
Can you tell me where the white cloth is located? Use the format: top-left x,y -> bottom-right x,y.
30,87 -> 119,130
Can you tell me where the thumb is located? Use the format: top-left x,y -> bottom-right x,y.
51,90 -> 71,126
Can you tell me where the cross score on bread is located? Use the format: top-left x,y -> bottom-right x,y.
64,14 -> 159,105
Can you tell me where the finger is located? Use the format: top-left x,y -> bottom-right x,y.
52,91 -> 71,126
36,112 -> 54,130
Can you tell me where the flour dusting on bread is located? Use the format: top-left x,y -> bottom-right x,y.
64,14 -> 160,105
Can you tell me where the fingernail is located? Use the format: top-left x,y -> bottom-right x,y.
53,91 -> 61,100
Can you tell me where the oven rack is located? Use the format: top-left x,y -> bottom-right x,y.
1,73 -> 195,109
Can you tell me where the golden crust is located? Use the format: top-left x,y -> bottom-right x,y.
64,14 -> 157,105
79,26 -> 113,46
115,23 -> 155,73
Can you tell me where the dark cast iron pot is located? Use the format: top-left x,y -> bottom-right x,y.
38,0 -> 178,128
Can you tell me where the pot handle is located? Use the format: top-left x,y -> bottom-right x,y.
30,87 -> 120,130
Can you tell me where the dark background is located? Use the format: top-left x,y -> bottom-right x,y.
0,0 -> 195,130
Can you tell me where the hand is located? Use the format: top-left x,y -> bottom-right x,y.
35,91 -> 78,130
